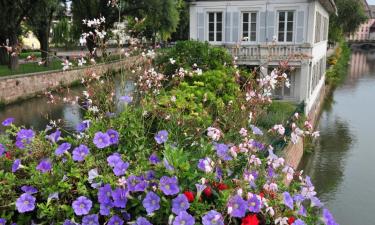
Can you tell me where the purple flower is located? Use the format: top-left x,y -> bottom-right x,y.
172,194 -> 190,214
149,153 -> 160,164
227,195 -> 247,218
72,144 -> 90,162
47,130 -> 61,143
119,95 -> 133,104
82,214 -> 99,225
159,176 -> 179,196
247,194 -> 261,213
197,157 -> 214,173
127,175 -> 147,192
202,210 -> 224,225
99,202 -> 112,216
36,159 -> 52,173
55,142 -> 71,156
112,187 -> 128,208
173,211 -> 195,225
0,143 -> 5,156
216,167 -> 223,180
107,153 -> 122,167
16,129 -> 35,149
250,125 -> 263,135
76,120 -> 90,133
145,170 -> 156,180
72,196 -> 92,215
283,192 -> 294,210
163,158 -> 175,171
63,220 -> 78,225
310,196 -> 323,208
154,130 -> 168,144
323,209 -> 338,225
292,219 -> 306,225
135,217 -> 152,225
298,205 -> 307,217
93,132 -> 111,149
98,184 -> 112,204
113,161 -> 129,176
293,194 -> 306,203
0,218 -> 6,225
16,193 -> 36,213
142,191 -> 160,214
12,159 -> 21,172
107,129 -> 119,145
21,186 -> 38,194
215,143 -> 232,161
108,215 -> 124,225
2,117 -> 14,126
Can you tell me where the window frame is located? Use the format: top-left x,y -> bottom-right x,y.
241,11 -> 258,42
207,11 -> 224,43
277,10 -> 295,43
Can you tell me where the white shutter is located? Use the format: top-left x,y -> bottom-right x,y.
296,11 -> 305,43
197,12 -> 205,41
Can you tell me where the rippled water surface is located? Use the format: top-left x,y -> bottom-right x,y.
300,50 -> 375,225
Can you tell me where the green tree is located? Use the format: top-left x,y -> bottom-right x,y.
0,0 -> 35,69
171,0 -> 189,41
329,0 -> 368,42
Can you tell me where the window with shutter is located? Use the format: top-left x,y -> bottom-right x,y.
208,12 -> 223,42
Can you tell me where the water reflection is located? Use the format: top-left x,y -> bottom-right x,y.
300,50 -> 375,225
0,74 -> 134,132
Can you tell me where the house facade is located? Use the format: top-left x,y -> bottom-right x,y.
189,0 -> 336,115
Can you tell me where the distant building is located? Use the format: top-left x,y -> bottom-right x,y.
189,0 -> 336,115
348,1 -> 374,41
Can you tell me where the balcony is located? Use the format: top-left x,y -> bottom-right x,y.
226,44 -> 312,65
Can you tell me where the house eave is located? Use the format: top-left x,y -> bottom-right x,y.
318,0 -> 338,15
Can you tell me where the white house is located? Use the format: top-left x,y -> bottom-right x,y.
188,0 -> 336,115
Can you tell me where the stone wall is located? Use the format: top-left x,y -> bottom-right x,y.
0,60 -> 130,104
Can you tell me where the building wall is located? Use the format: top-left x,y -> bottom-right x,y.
349,19 -> 375,41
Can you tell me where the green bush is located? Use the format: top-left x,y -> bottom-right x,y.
154,40 -> 233,76
326,41 -> 351,86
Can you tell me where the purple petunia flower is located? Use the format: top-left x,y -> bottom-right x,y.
107,153 -> 122,167
145,170 -> 156,180
298,205 -> 307,217
0,218 -> 6,225
108,215 -> 124,225
82,214 -> 99,225
159,176 -> 179,196
142,191 -> 160,214
2,117 -> 14,126
173,211 -> 195,225
107,129 -> 119,145
47,130 -> 61,143
154,130 -> 168,144
0,143 -> 5,156
16,129 -> 35,149
293,194 -> 306,203
310,196 -> 323,208
36,159 -> 52,173
72,144 -> 90,162
247,194 -> 261,213
127,175 -> 147,192
21,186 -> 38,194
215,143 -> 232,161
119,95 -> 133,104
63,220 -> 78,225
149,153 -> 160,164
12,159 -> 21,172
283,192 -> 294,210
113,161 -> 129,176
216,167 -> 223,180
172,194 -> 190,215
93,132 -> 111,149
197,157 -> 214,173
16,193 -> 36,213
98,184 -> 112,204
163,158 -> 175,171
112,187 -> 128,208
76,120 -> 90,133
202,210 -> 224,225
292,219 -> 306,225
72,196 -> 92,215
323,208 -> 338,225
250,125 -> 263,135
227,195 -> 247,218
55,142 -> 71,156
99,202 -> 112,216
135,217 -> 152,225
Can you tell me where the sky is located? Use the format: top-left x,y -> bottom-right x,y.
368,0 -> 375,5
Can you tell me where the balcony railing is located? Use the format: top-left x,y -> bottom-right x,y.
227,44 -> 312,62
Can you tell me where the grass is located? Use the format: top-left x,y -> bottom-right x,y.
19,51 -> 41,59
256,101 -> 298,130
0,60 -> 63,77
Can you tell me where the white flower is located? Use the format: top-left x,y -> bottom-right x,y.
239,128 -> 248,137
207,127 -> 222,141
275,217 -> 289,225
169,58 -> 176,64
266,206 -> 275,217
88,168 -> 99,183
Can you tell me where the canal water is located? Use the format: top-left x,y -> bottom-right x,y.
299,49 -> 375,225
0,75 -> 134,131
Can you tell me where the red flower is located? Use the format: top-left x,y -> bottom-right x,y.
184,191 -> 195,202
203,186 -> 212,197
288,216 -> 296,224
217,183 -> 229,191
5,152 -> 11,160
259,192 -> 264,199
242,214 -> 259,225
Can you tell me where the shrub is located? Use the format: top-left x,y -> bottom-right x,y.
326,41 -> 351,86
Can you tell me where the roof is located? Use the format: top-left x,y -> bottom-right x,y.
189,0 -> 338,15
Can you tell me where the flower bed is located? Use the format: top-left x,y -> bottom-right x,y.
0,41 -> 336,225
